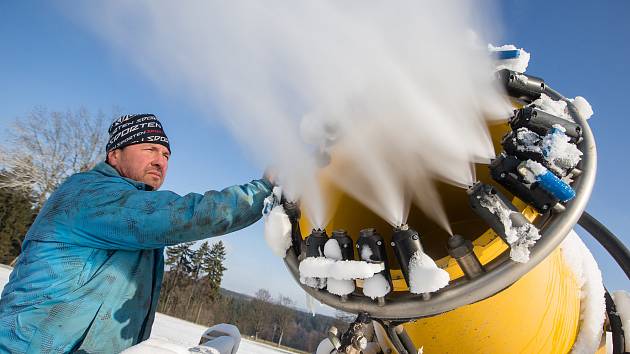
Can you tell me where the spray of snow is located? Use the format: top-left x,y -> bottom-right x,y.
76,0 -> 507,230
408,250 -> 450,294
611,290 -> 630,350
362,274 -> 391,299
263,205 -> 292,257
323,239 -> 355,296
479,192 -> 541,263
488,44 -> 531,73
559,231 -> 606,354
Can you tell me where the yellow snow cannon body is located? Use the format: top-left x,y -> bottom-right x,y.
282,70 -> 606,353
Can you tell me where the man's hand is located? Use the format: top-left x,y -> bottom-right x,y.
263,167 -> 277,186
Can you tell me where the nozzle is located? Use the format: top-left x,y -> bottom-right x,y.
357,228 -> 392,285
489,154 -> 557,213
282,200 -> 304,257
282,200 -> 301,221
332,229 -> 354,261
391,225 -> 423,286
447,234 -> 485,279
306,228 -> 329,258
510,106 -> 582,143
468,183 -> 532,243
497,69 -> 545,103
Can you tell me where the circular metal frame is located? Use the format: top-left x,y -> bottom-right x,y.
283,84 -> 597,320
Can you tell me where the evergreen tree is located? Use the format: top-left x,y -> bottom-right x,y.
0,171 -> 36,264
162,242 -> 194,311
185,241 -> 210,309
202,241 -> 227,301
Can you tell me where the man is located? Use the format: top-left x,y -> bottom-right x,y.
0,114 -> 273,353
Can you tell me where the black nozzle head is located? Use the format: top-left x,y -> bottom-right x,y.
392,226 -> 420,244
310,228 -> 328,238
283,200 -> 301,220
467,181 -> 486,197
332,229 -> 348,238
393,223 -> 410,232
359,228 -> 377,238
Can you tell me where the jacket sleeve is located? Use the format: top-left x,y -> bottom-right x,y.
69,179 -> 273,250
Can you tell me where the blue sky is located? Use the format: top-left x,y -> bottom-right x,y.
0,1 -> 627,314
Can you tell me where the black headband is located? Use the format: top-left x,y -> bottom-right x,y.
106,114 -> 170,153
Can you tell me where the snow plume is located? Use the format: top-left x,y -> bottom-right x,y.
77,1 -> 507,229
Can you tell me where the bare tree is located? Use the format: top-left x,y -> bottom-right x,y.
275,295 -> 296,347
251,288 -> 273,340
0,107 -> 112,207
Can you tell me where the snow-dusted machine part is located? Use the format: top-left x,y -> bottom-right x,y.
282,73 -> 598,321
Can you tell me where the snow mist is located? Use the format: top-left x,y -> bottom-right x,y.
78,1 -> 508,231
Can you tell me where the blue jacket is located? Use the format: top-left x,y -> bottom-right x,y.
0,162 -> 272,353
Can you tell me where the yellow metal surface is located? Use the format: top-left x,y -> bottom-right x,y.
296,119 -> 587,352
404,247 -> 581,353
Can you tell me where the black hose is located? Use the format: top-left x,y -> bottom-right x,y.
384,322 -> 408,354
395,326 -> 417,354
578,211 -> 630,279
605,290 -> 626,354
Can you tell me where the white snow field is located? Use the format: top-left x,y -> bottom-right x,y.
151,313 -> 293,354
0,265 -> 292,353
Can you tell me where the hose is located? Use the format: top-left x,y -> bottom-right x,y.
384,323 -> 408,354
578,211 -> 630,279
394,325 -> 417,354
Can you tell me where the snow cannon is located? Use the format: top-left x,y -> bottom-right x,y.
281,65 -> 630,354
390,225 -> 423,287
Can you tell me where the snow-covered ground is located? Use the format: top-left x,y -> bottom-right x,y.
0,265 -> 291,353
151,313 -> 293,353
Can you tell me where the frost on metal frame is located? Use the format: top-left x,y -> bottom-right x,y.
479,192 -> 541,263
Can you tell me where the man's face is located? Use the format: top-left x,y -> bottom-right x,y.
107,143 -> 170,190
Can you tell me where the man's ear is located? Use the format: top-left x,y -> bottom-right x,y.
107,149 -> 120,167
